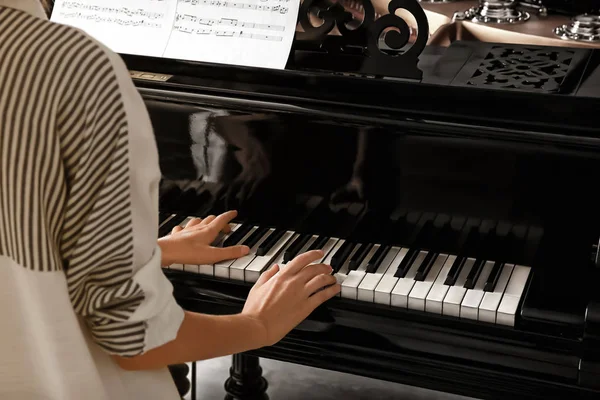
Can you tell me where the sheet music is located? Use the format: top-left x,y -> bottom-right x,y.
50,0 -> 299,69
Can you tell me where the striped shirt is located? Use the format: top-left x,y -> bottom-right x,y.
0,1 -> 183,399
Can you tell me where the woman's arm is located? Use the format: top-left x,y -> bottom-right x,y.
114,250 -> 339,370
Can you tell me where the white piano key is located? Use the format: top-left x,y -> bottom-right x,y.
214,226 -> 257,279
497,265 -> 531,326
460,260 -> 495,320
391,250 -> 427,308
425,254 -> 456,314
229,228 -> 273,281
244,230 -> 295,282
478,264 -> 515,324
408,253 -> 448,311
170,217 -> 194,271
341,244 -> 379,300
442,257 -> 475,317
159,214 -> 176,228
374,247 -> 409,305
197,223 -> 240,276
310,237 -> 340,265
357,246 -> 401,303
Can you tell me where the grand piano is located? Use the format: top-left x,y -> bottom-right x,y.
54,0 -> 600,398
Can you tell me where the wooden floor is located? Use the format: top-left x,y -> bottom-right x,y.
184,356 -> 476,400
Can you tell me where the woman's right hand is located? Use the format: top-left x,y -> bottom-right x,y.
241,250 -> 341,347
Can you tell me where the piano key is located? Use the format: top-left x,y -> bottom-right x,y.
357,246 -> 401,302
478,264 -> 515,324
444,256 -> 467,286
169,217 -> 194,271
244,230 -> 296,282
262,232 -> 301,272
442,257 -> 476,317
414,251 -> 438,281
374,247 -> 409,305
256,229 -> 285,256
307,235 -> 330,252
222,224 -> 253,248
365,244 -> 391,273
214,226 -> 257,278
349,243 -> 374,270
283,233 -> 312,263
394,248 -> 419,278
425,254 -> 456,314
341,244 -> 379,299
321,239 -> 345,267
497,265 -> 531,326
463,259 -> 485,290
333,244 -> 360,288
391,250 -> 427,308
407,253 -> 448,311
242,226 -> 270,248
229,228 -> 274,281
460,260 -> 495,320
159,213 -> 175,227
483,260 -> 504,292
331,240 -> 355,271
197,223 -> 240,275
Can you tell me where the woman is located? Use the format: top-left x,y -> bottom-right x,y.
0,1 -> 340,399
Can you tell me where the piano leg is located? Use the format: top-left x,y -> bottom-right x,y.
224,353 -> 269,400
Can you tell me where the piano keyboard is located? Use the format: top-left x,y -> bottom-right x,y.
161,214 -> 531,327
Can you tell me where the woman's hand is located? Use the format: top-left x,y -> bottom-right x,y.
158,210 -> 249,266
241,250 -> 341,347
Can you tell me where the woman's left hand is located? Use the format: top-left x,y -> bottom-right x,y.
158,210 -> 250,267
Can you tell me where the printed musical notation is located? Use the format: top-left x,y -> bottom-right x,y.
173,26 -> 283,41
177,0 -> 289,14
57,11 -> 162,28
57,1 -> 167,19
175,14 -> 285,31
51,0 -> 300,69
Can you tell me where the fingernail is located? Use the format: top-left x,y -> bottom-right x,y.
241,245 -> 250,254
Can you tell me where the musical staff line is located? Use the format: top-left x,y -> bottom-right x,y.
172,26 -> 283,40
58,1 -> 168,19
177,0 -> 289,14
175,13 -> 285,31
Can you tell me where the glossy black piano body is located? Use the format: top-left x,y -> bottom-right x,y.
119,2 -> 600,398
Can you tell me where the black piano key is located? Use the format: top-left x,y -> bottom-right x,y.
365,245 -> 391,273
256,229 -> 285,256
158,214 -> 187,237
158,212 -> 172,225
308,235 -> 330,251
331,241 -> 355,271
242,226 -> 270,248
394,248 -> 419,278
283,233 -> 312,263
222,224 -> 252,248
349,243 -> 374,270
484,261 -> 504,292
414,252 -> 438,281
444,256 -> 467,286
464,259 -> 485,289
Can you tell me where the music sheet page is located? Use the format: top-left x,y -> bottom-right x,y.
50,0 -> 299,69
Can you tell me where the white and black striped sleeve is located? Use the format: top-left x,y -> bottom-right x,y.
57,29 -> 184,357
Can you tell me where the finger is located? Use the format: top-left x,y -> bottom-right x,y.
186,218 -> 203,228
296,263 -> 333,283
200,215 -> 216,226
305,273 -> 337,295
308,283 -> 341,308
207,210 -> 238,234
171,226 -> 183,234
282,250 -> 325,275
203,245 -> 250,264
255,264 -> 279,287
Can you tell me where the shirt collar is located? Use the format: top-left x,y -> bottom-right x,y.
0,0 -> 47,19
